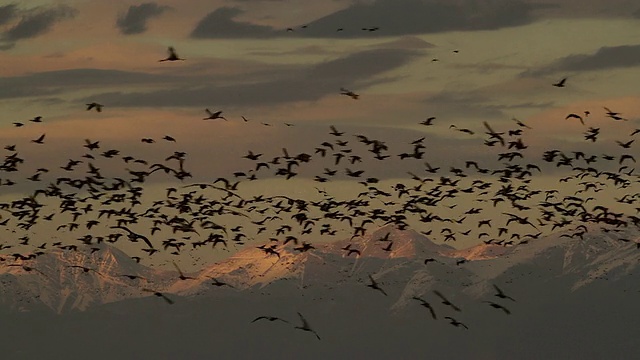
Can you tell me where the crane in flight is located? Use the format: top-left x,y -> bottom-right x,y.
159,46 -> 185,62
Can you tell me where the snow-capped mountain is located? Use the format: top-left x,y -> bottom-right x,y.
0,244 -> 172,313
1,224 -> 638,314
2,224 -> 640,359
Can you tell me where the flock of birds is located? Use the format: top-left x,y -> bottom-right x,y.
0,45 -> 639,339
252,285 -> 515,337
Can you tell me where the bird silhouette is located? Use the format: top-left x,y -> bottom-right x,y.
142,288 -> 174,304
484,301 -> 511,314
209,278 -> 235,288
251,316 -> 289,324
444,316 -> 468,329
434,290 -> 461,312
420,117 -> 435,126
172,261 -> 196,280
86,102 -> 103,112
109,226 -> 154,249
340,87 -> 359,99
294,312 -> 321,340
159,46 -> 184,62
412,296 -> 437,319
366,275 -> 387,296
552,77 -> 567,87
203,109 -> 226,120
565,113 -> 584,125
493,284 -> 515,301
31,134 -> 46,144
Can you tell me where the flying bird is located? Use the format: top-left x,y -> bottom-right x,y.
340,87 -> 359,100
412,296 -> 437,319
552,77 -> 567,87
109,226 -> 154,249
366,274 -> 387,296
86,102 -> 103,112
172,261 -> 196,280
420,117 -> 435,126
434,290 -> 461,312
444,316 -> 468,329
159,46 -> 184,62
142,288 -> 174,304
203,109 -> 226,120
493,284 -> 516,302
511,117 -> 532,129
251,316 -> 289,324
484,301 -> 511,314
31,134 -> 46,144
294,312 -> 321,340
565,113 -> 584,125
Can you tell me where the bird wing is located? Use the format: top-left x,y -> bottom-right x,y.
428,305 -> 437,320
433,290 -> 446,301
172,261 -> 185,277
160,293 -> 174,304
483,121 -> 496,134
138,233 -> 154,249
297,312 -> 310,328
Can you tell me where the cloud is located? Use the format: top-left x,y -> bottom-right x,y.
1,5 -> 76,45
422,91 -> 508,120
290,0 -> 536,38
190,0 -> 536,39
367,36 -> 435,50
0,4 -> 17,26
76,48 -> 422,108
190,7 -> 277,38
524,44 -> 640,75
116,2 -> 171,35
0,68 -> 178,100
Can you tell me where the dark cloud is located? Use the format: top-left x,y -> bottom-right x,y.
633,8 -> 640,18
190,7 -> 277,38
423,91 -> 508,120
367,36 -> 435,50
78,48 -> 422,107
116,2 -> 171,35
0,68 -> 178,100
524,44 -> 640,75
0,4 -> 17,26
289,0 -> 536,38
190,0 -> 536,39
1,5 -> 76,43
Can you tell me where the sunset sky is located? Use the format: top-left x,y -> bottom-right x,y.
0,0 -> 639,265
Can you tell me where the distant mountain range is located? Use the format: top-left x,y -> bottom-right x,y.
2,224 -> 639,359
1,223 -> 638,313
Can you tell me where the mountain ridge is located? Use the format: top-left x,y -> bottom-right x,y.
0,224 -> 638,313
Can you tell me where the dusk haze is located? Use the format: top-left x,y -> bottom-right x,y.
0,1 -> 639,359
